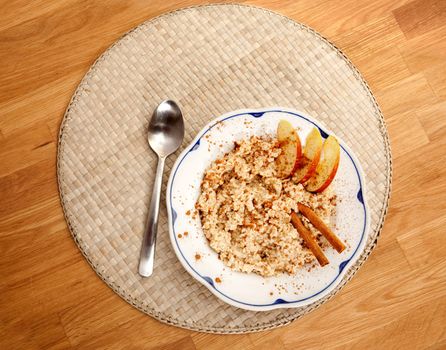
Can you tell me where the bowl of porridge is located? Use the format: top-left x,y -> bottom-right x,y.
166,108 -> 370,311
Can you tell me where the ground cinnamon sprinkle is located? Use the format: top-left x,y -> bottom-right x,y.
184,231 -> 189,237
177,234 -> 182,238
186,210 -> 191,216
195,135 -> 336,277
215,277 -> 222,283
194,253 -> 201,260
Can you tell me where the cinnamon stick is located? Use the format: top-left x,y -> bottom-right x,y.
298,203 -> 346,253
291,211 -> 329,267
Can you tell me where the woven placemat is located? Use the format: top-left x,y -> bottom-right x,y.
57,4 -> 392,333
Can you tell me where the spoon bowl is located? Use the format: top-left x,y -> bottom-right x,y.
148,100 -> 184,157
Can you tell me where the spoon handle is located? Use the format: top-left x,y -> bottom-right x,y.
139,156 -> 165,277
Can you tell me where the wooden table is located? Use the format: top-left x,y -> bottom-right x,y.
1,1 -> 445,349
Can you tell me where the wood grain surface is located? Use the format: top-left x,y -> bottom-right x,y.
1,1 -> 445,349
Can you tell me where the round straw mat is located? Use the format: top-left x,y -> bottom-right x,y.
57,4 -> 392,333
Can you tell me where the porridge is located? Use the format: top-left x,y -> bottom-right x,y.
196,135 -> 337,277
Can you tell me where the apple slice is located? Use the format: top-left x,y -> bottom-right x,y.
293,127 -> 323,183
276,120 -> 302,178
305,135 -> 340,192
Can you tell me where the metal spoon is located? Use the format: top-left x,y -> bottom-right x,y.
138,100 -> 184,277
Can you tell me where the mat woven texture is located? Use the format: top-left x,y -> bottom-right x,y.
57,4 -> 392,333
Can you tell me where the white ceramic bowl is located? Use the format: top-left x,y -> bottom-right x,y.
166,108 -> 370,311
